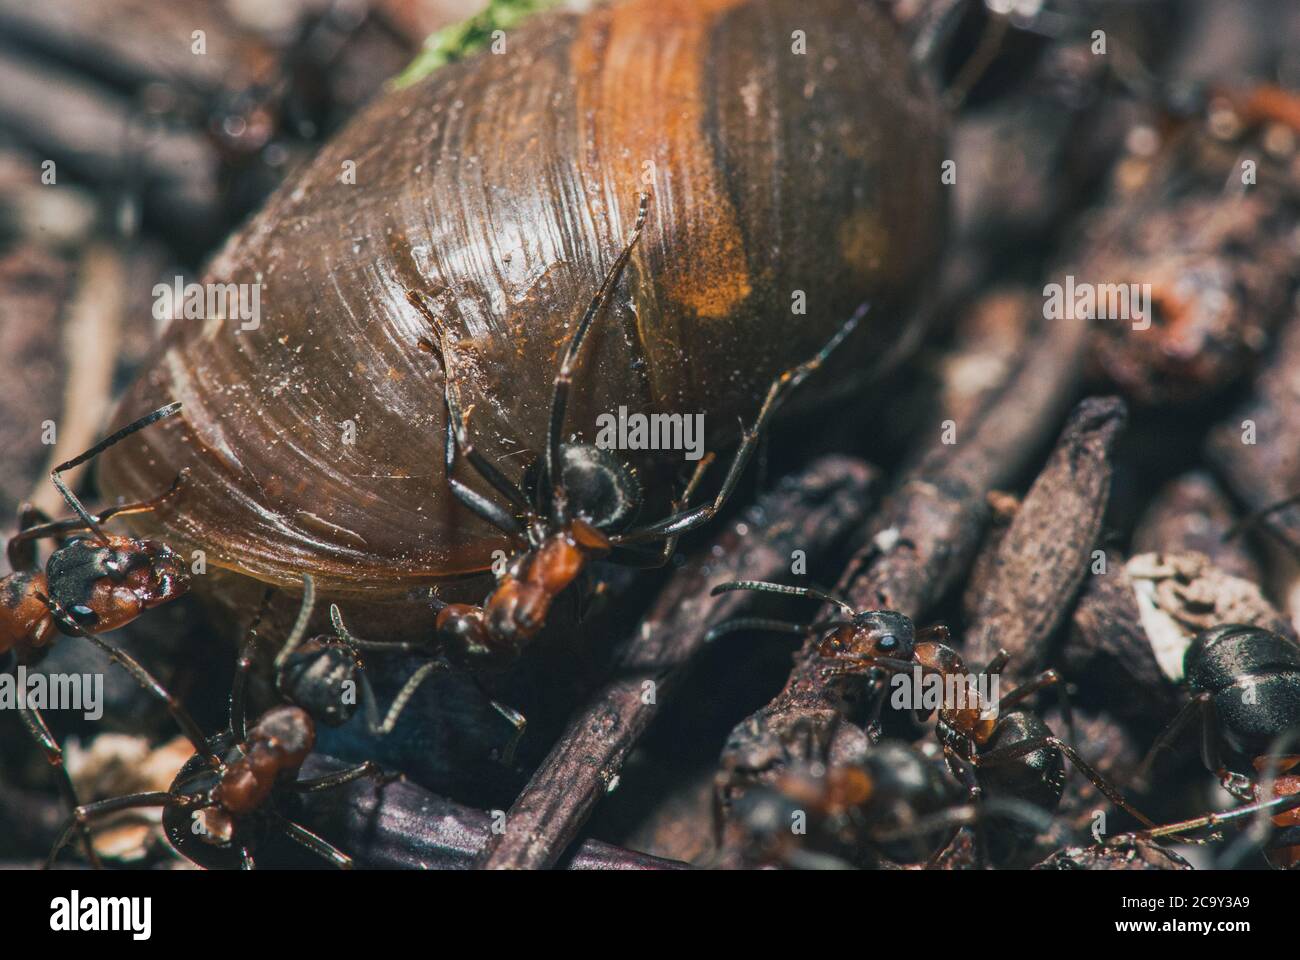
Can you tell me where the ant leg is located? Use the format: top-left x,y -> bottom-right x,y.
7,503 -> 53,571
611,309 -> 864,543
438,364 -> 531,515
49,402 -> 183,542
47,791 -> 171,868
294,760 -> 383,793
41,605 -> 217,765
996,669 -> 1075,747
976,736 -> 1156,828
472,677 -> 526,764
1136,692 -> 1210,785
231,587 -> 275,742
408,289 -> 525,506
606,453 -> 716,566
18,703 -> 101,869
273,814 -> 354,869
1196,698 -> 1255,801
443,406 -> 526,538
240,847 -> 256,870
544,193 -> 650,519
1141,792 -> 1300,842
981,648 -> 1010,676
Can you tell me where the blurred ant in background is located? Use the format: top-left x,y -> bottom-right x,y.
1136,623 -> 1300,868
3,403 -> 194,866
716,720 -> 1054,869
708,581 -> 1155,861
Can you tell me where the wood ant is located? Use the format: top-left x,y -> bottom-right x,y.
2,403 -> 196,867
707,581 -> 1156,851
47,583 -> 386,869
402,193 -> 863,747
719,721 -> 1054,869
47,701 -> 381,870
235,574 -> 496,752
1136,623 -> 1300,867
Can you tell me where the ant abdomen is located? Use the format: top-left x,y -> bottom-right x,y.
1184,624 -> 1300,765
977,711 -> 1067,861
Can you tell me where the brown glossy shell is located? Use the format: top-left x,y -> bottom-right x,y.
99,0 -> 947,600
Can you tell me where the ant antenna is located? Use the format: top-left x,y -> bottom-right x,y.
51,401 -> 183,543
710,580 -> 857,617
274,573 -> 317,672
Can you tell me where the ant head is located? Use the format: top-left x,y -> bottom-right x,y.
817,610 -> 916,666
45,536 -> 189,635
278,638 -> 363,727
550,443 -> 642,531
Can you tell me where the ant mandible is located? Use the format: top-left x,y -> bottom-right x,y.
707,581 -> 1156,842
2,403 -> 196,866
402,193 -> 862,737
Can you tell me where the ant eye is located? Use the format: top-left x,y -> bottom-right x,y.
878,635 -> 898,652
69,604 -> 99,627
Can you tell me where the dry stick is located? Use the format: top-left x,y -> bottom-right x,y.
1132,471 -> 1264,584
27,244 -> 124,517
962,397 -> 1128,678
296,756 -> 685,870
1207,310 -> 1300,579
0,47 -> 216,224
475,455 -> 880,869
717,303 -> 1089,813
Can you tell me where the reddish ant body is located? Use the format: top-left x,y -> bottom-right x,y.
400,194 -> 861,755
718,723 -> 1055,870
2,403 -> 199,866
48,700 -> 381,870
708,581 -> 1155,858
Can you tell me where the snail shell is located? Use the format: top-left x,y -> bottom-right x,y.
99,0 -> 947,605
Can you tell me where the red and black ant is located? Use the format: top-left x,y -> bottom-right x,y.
718,721 -> 1054,869
47,571 -> 386,870
707,580 -> 1156,856
1135,623 -> 1300,868
47,699 -> 382,870
402,194 -> 862,754
2,403 -> 196,866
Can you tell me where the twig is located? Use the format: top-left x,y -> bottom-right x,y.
716,296 -> 1089,817
963,397 -> 1128,676
27,244 -> 124,517
296,756 -> 685,870
475,455 -> 879,869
